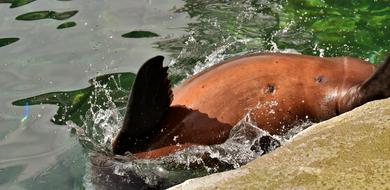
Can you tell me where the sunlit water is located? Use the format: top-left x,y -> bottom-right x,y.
1,0 -> 389,189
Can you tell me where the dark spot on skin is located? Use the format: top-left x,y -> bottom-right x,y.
265,84 -> 276,94
314,75 -> 326,83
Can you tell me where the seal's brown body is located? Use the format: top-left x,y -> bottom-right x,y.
112,53 -> 389,159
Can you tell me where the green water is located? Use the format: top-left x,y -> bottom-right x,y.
1,0 -> 389,189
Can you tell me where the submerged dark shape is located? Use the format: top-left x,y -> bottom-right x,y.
122,31 -> 159,38
0,0 -> 36,8
16,10 -> 78,21
12,72 -> 136,126
0,37 -> 19,47
57,21 -> 76,29
113,53 -> 390,159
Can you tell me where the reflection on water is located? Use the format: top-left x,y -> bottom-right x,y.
13,72 -> 135,127
16,10 -> 78,21
2,0 -> 390,189
1,0 -> 187,189
57,21 -> 76,29
0,37 -> 19,47
122,30 -> 160,38
280,0 -> 390,63
164,0 -> 390,82
0,0 -> 36,8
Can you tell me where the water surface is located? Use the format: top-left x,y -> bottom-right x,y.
1,0 -> 389,189
0,0 -> 188,189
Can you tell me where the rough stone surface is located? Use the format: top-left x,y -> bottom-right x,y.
170,98 -> 390,190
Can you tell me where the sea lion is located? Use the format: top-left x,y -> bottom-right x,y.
112,53 -> 390,159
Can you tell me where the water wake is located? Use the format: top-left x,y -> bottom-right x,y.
68,90 -> 313,189
67,43 -> 315,189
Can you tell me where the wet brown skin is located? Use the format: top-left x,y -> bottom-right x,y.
133,53 -> 376,159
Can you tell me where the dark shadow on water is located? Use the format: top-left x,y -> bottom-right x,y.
16,10 -> 78,21
57,21 -> 77,29
0,0 -> 36,8
13,72 -> 136,127
0,37 -> 19,47
122,31 -> 160,38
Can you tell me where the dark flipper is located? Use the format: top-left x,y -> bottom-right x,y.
360,54 -> 390,100
340,54 -> 390,113
112,56 -> 172,155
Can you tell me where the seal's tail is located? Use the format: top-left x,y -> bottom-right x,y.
360,54 -> 390,102
112,56 -> 172,155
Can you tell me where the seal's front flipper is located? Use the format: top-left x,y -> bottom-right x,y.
359,54 -> 390,102
112,56 -> 172,155
339,54 -> 390,113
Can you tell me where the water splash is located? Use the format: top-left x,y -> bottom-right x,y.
191,38 -> 252,75
62,73 -> 313,189
64,69 -> 314,189
85,109 -> 313,189
66,77 -> 124,154
74,32 -> 315,190
68,2 -> 321,187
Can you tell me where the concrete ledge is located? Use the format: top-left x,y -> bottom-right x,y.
170,98 -> 390,190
